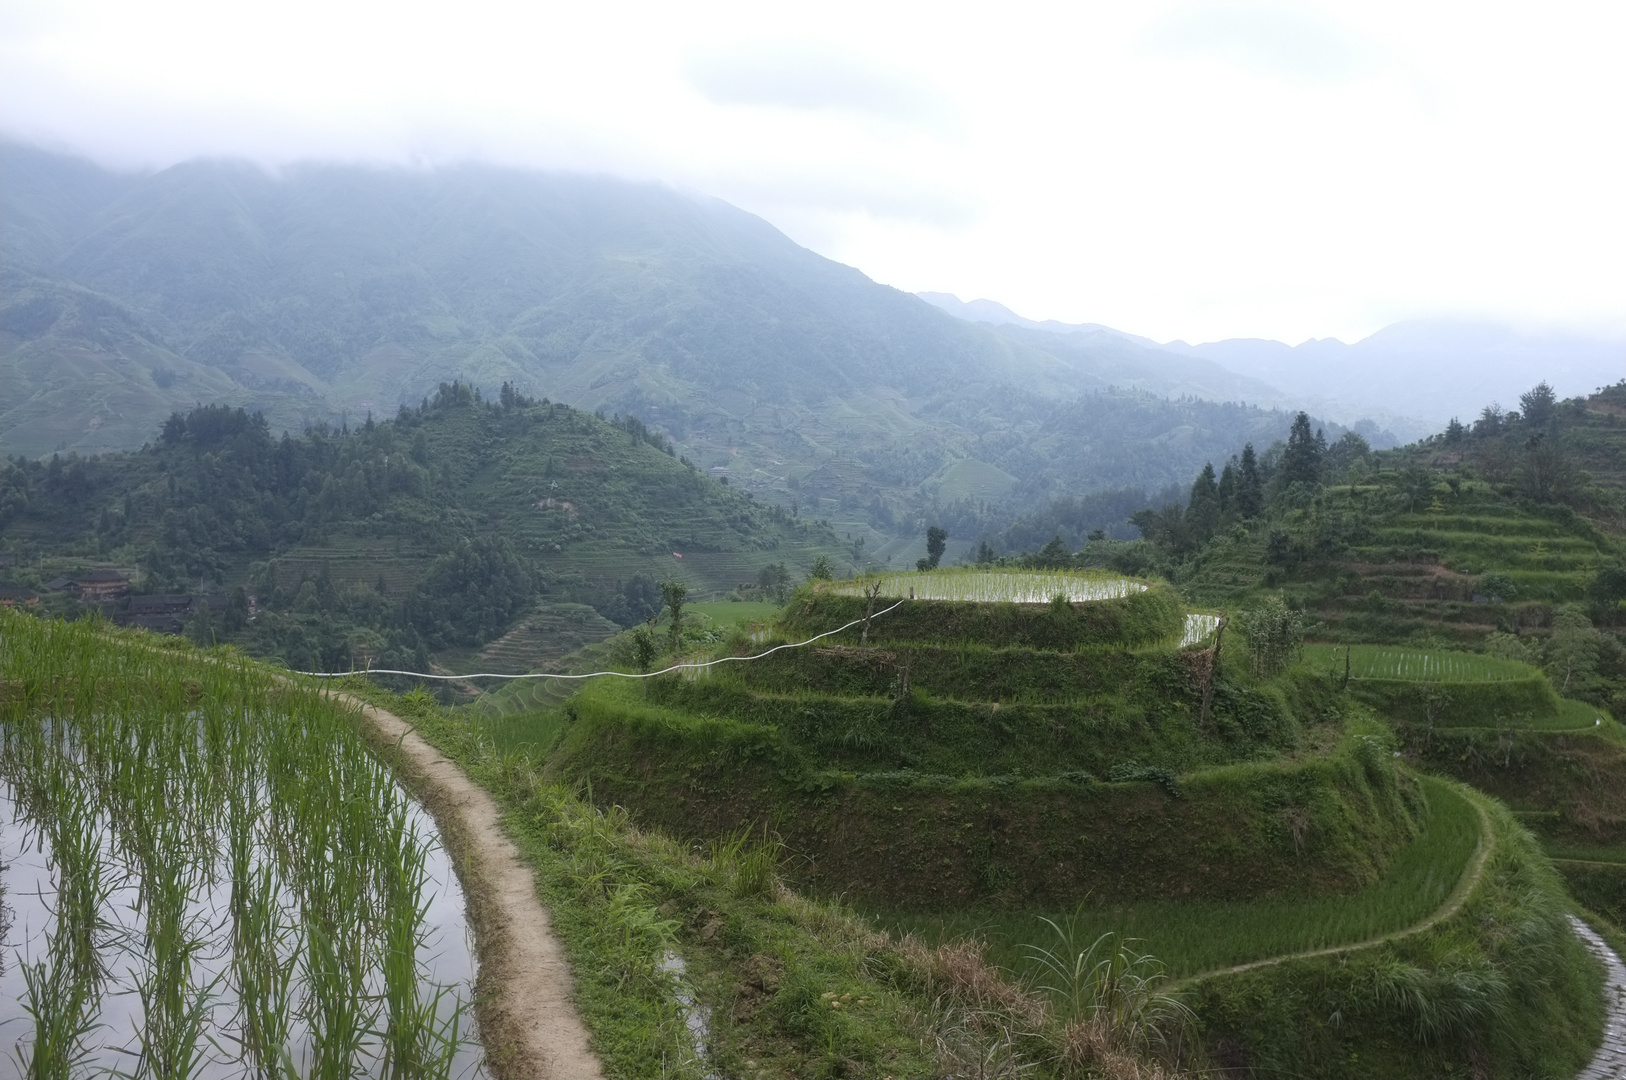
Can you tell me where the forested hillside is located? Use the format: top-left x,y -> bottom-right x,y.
0,386 -> 841,672
997,380 -> 1626,949
4,143 -> 1366,548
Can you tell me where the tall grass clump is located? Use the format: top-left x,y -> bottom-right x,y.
1025,919 -> 1193,1072
0,612 -> 479,1077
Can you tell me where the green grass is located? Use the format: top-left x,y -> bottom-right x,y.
1546,842 -> 1626,864
1425,697 -> 1609,733
687,600 -> 782,627
338,680 -> 955,1080
1301,643 -> 1536,682
1548,697 -> 1612,730
878,775 -> 1480,981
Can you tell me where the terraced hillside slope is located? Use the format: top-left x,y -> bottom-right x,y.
479,565 -> 1602,1078
0,388 -> 842,672
1137,384 -> 1626,946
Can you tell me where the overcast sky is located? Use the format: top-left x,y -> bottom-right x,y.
3,0 -> 1623,345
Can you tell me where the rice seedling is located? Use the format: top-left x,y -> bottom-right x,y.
828,568 -> 1149,605
888,777 -> 1483,981
0,612 -> 482,1078
1301,644 -> 1534,683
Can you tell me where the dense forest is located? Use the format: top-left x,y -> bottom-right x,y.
0,384 -> 840,671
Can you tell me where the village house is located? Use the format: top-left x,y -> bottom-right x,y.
120,593 -> 228,634
0,586 -> 40,607
73,569 -> 131,602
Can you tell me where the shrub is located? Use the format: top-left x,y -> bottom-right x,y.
1478,572 -> 1517,601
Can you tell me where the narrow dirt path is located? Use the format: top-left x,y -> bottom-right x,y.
340,692 -> 605,1080
1182,791 -> 1494,985
1571,917 -> 1626,1080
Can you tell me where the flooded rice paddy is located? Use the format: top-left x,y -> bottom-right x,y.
829,569 -> 1148,604
0,615 -> 483,1079
0,774 -> 481,1079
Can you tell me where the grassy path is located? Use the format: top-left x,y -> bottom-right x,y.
341,691 -> 606,1080
1180,791 -> 1494,985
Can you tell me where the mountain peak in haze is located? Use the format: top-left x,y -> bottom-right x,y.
920,292 -> 1625,434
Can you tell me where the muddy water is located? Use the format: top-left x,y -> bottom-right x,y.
0,780 -> 485,1078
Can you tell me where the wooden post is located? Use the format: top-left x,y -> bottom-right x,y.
860,579 -> 883,647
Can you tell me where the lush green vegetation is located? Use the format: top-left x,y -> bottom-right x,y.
0,390 -> 842,673
0,611 -> 476,1077
885,775 -> 1482,980
1187,802 -> 1603,1080
8,168 -> 1626,1079
537,569 -> 1424,916
332,678 -> 973,1080
525,420 -> 1626,1078
381,556 -> 1605,1078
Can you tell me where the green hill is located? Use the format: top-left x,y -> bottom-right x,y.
1097,380 -> 1626,956
0,389 -> 842,672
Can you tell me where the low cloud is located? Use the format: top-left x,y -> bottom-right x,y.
685,41 -> 960,134
1144,2 -> 1381,84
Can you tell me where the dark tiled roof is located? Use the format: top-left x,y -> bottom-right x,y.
128,594 -> 196,614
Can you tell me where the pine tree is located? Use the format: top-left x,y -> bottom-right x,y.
1519,382 -> 1557,427
916,526 -> 948,571
1187,462 -> 1221,543
1217,461 -> 1238,515
1279,413 -> 1324,489
1237,444 -> 1264,518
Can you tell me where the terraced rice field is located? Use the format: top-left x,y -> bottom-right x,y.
829,569 -> 1148,604
1301,644 -> 1535,682
887,776 -> 1482,981
0,614 -> 481,1077
1180,613 -> 1221,648
472,602 -> 620,675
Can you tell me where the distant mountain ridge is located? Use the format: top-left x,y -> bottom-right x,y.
3,143 -> 1367,550
918,292 -> 1624,437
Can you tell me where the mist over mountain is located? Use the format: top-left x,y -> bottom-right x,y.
919,291 -> 1624,441
4,143 -> 1356,551
1161,322 -> 1625,432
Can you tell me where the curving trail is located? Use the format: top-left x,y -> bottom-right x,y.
1571,917 -> 1626,1080
341,692 -> 605,1080
1183,792 -> 1495,985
